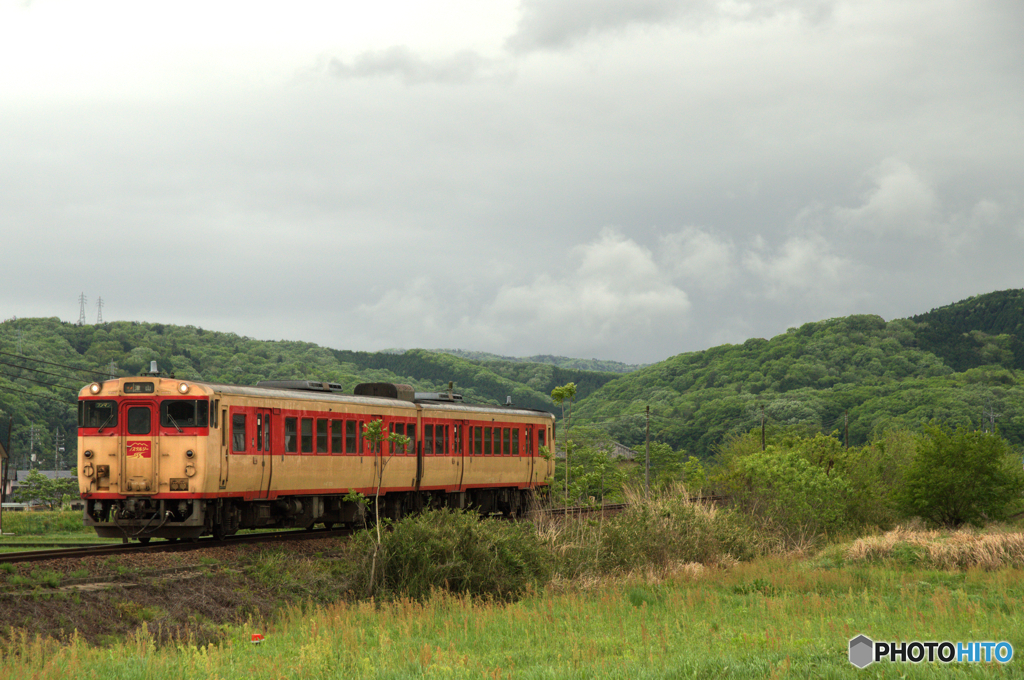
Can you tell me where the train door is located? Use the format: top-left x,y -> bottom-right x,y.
255,408 -> 273,500
454,421 -> 466,491
525,424 -> 535,487
121,400 -> 157,494
418,416 -> 460,492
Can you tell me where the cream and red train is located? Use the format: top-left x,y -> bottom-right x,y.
77,376 -> 555,542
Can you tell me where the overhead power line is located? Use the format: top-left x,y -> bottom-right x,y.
0,370 -> 79,391
0,384 -> 77,406
0,350 -> 109,380
0,359 -> 93,385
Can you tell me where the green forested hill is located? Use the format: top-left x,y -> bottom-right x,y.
573,291 -> 1024,457
423,349 -> 644,374
5,288 -> 1024,470
0,318 -> 619,469
911,289 -> 1024,371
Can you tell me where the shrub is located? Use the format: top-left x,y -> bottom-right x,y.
726,446 -> 852,542
894,423 -> 1024,527
598,485 -> 760,572
351,509 -> 550,601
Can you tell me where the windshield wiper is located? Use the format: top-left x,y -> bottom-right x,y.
165,412 -> 184,433
97,413 -> 116,433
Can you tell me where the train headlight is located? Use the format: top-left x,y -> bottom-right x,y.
89,383 -> 102,395
177,382 -> 190,394
185,449 -> 195,459
83,450 -> 94,459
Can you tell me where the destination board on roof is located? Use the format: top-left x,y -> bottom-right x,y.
124,382 -> 155,394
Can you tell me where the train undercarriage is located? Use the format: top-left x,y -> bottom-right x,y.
84,487 -> 536,543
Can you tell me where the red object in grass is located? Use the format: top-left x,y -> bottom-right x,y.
251,633 -> 264,644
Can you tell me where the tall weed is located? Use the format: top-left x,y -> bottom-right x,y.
350,509 -> 550,601
538,483 -> 767,578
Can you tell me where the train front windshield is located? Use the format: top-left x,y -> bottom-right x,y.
79,400 -> 118,429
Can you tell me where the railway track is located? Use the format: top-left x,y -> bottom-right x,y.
534,494 -> 729,517
0,526 -> 355,565
0,495 -> 731,564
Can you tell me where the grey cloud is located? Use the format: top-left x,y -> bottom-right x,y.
329,47 -> 506,85
506,0 -> 836,52
507,0 -> 698,52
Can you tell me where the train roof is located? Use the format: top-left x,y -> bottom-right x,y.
80,377 -> 555,421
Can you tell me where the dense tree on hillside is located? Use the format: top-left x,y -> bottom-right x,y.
894,423 -> 1024,527
573,307 -> 1024,458
5,289 -> 1024,466
0,317 -> 617,464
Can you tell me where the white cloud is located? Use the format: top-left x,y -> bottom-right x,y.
833,158 -> 939,237
826,158 -> 1009,252
659,227 -> 737,290
742,233 -> 857,301
328,47 -> 511,85
354,228 -> 691,361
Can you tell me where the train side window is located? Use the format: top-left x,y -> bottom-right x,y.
346,420 -> 357,454
391,422 -> 405,454
502,428 -> 510,455
331,420 -> 344,454
232,414 -> 246,452
425,424 -> 434,455
439,424 -> 448,455
525,427 -> 532,456
407,424 -> 415,454
538,428 -> 546,449
263,415 -> 270,452
285,417 -> 297,453
301,418 -> 313,453
453,425 -> 461,454
256,414 -> 263,450
473,426 -> 482,455
316,419 -> 328,453
484,427 -> 492,456
512,428 -> 519,456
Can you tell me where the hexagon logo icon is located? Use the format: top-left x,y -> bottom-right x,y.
849,635 -> 874,668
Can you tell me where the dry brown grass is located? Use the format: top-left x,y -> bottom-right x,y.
845,524 -> 1024,569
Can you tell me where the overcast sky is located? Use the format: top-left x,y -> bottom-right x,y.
2,0 -> 1022,364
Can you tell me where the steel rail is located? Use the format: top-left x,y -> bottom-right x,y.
0,526 -> 355,564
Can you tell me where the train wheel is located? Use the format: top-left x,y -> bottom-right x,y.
323,522 -> 335,530
138,537 -> 151,545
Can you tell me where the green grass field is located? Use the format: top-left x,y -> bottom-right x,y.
2,509 -> 1023,678
2,553 -> 1022,678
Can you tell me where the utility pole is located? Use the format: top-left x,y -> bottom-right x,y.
984,403 -> 1001,434
29,426 -> 38,469
77,293 -> 88,326
0,413 -> 10,534
54,430 -> 65,471
644,405 -> 650,495
760,405 -> 765,451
